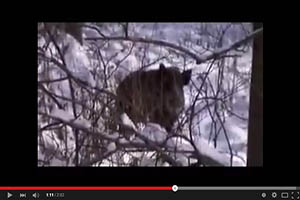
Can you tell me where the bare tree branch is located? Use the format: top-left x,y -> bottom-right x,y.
38,83 -> 64,109
83,24 -> 107,38
85,27 -> 263,64
38,77 -> 68,84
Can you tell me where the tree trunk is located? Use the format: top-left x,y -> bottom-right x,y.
247,23 -> 263,166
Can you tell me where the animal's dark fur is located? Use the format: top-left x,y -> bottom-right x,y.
116,63 -> 192,132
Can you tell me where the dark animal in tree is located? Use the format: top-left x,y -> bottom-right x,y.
116,63 -> 192,132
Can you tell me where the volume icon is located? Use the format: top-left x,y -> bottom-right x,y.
33,192 -> 40,198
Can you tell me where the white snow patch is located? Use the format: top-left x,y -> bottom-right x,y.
64,35 -> 96,87
120,113 -> 137,131
74,117 -> 91,129
141,123 -> 167,143
107,142 -> 117,152
51,108 -> 74,121
194,137 -> 230,166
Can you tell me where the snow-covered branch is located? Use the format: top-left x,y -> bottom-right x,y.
38,111 -> 118,142
39,110 -> 181,166
169,134 -> 227,166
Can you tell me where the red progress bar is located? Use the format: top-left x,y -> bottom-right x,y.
0,186 -> 172,190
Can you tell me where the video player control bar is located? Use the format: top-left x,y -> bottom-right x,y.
178,186 -> 297,190
1,186 -> 299,200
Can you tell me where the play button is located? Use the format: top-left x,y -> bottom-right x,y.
7,192 -> 12,199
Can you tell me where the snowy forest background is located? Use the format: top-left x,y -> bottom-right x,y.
38,23 -> 259,167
